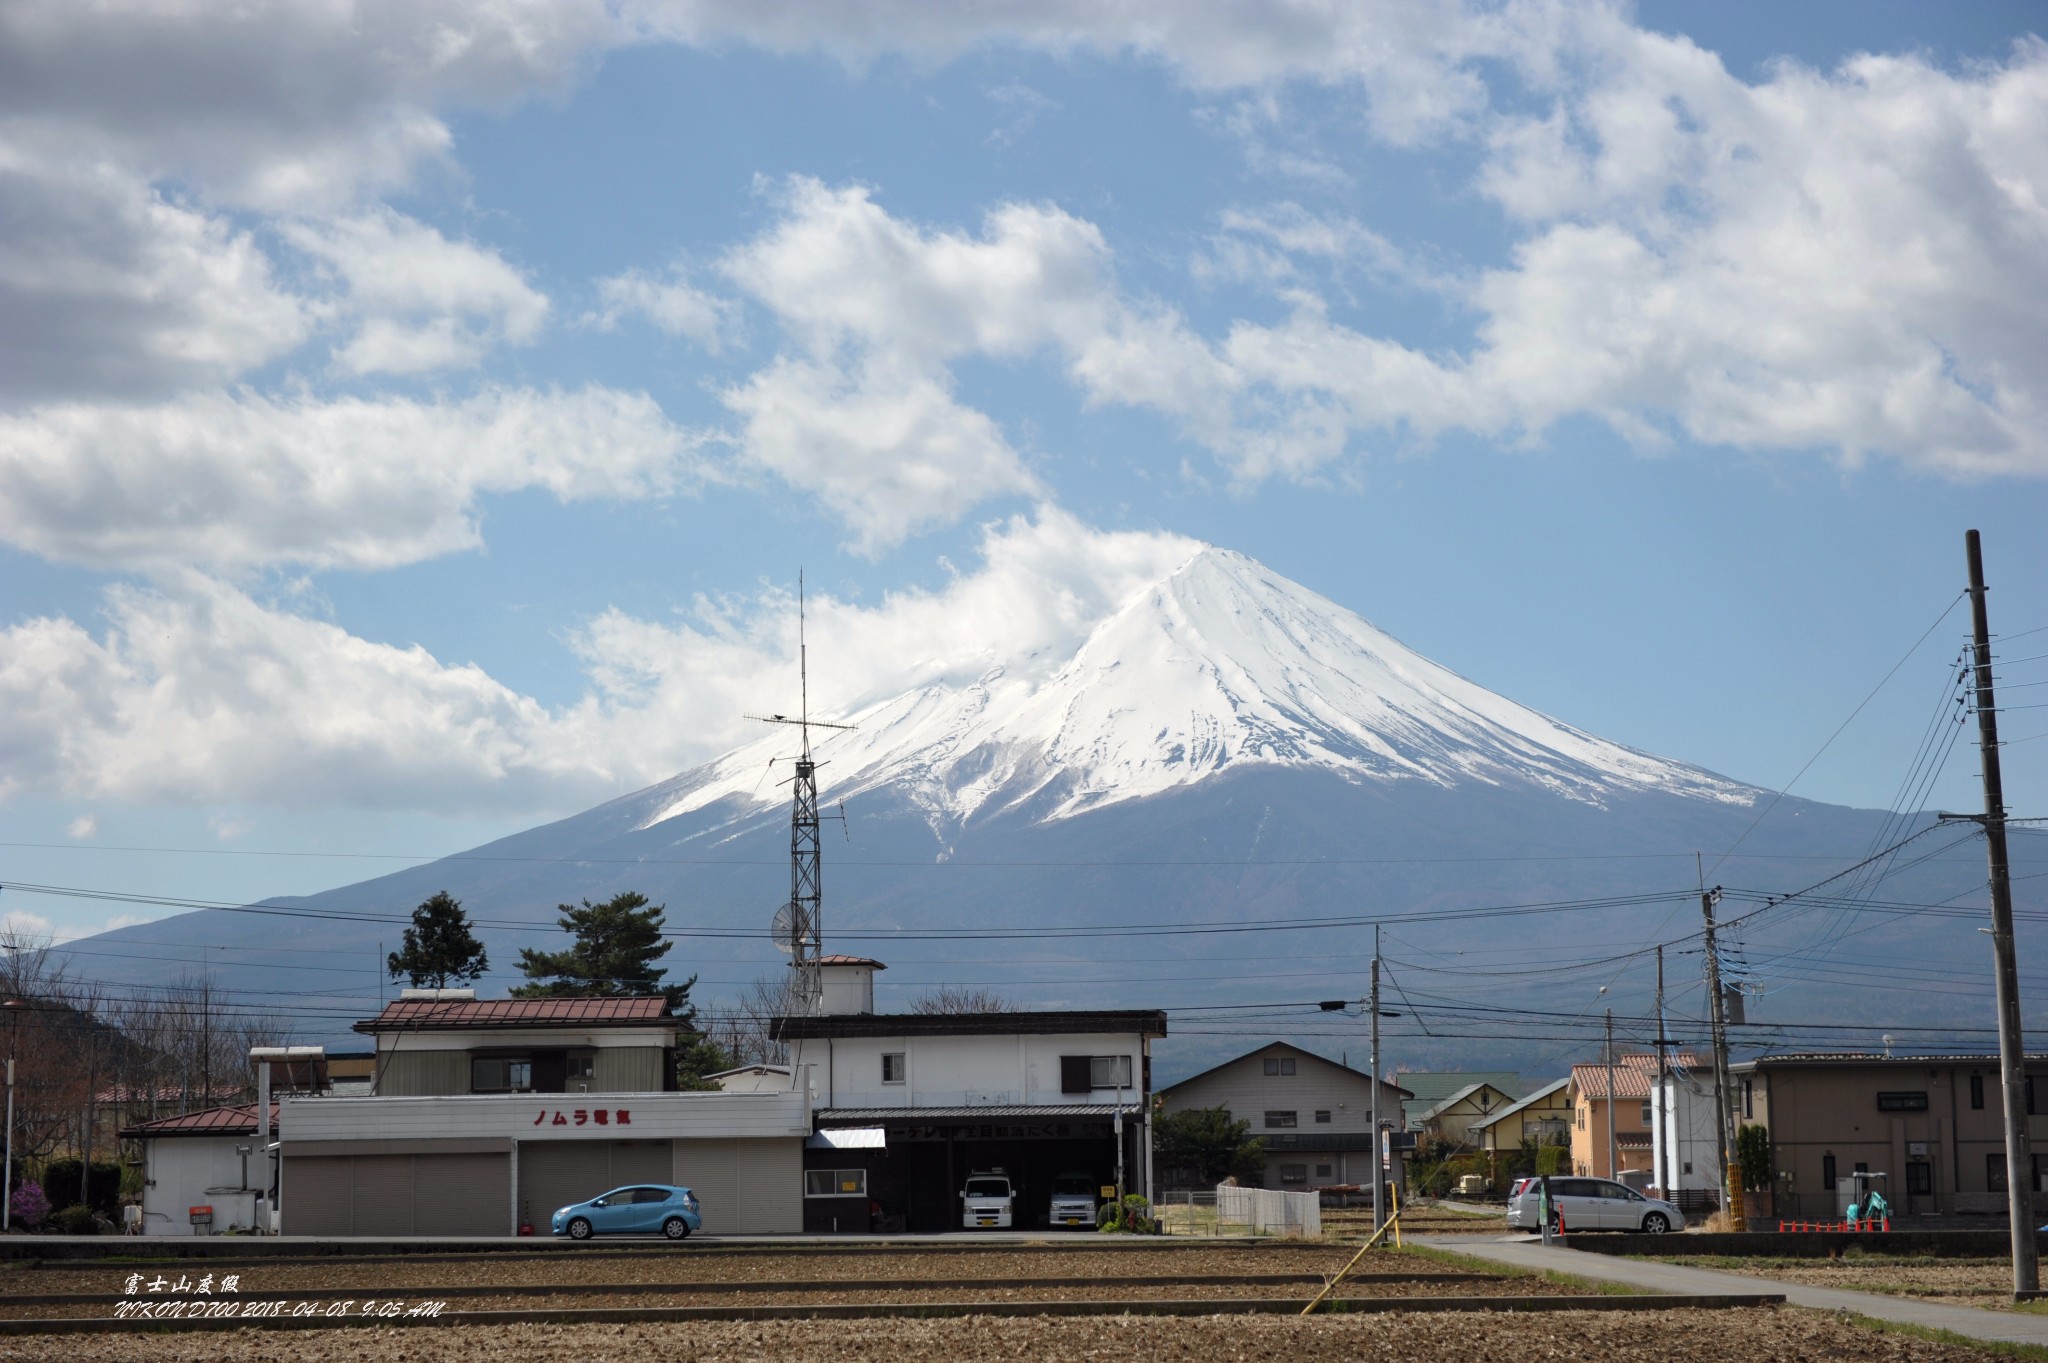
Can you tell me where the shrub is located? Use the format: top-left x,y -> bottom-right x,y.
47,1204 -> 100,1236
9,1181 -> 50,1229
1097,1194 -> 1157,1235
38,1160 -> 121,1216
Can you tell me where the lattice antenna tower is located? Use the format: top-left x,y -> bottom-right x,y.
745,571 -> 855,1015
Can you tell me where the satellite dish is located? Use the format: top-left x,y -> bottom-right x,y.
770,903 -> 813,953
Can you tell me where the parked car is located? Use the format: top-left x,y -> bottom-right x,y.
960,1171 -> 1015,1229
552,1184 -> 702,1240
1048,1171 -> 1099,1229
1505,1177 -> 1683,1234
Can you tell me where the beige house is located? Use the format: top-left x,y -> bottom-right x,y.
1569,1052 -> 1714,1186
1157,1042 -> 1409,1191
1471,1076 -> 1571,1155
1410,1081 -> 1519,1148
1733,1052 -> 2048,1220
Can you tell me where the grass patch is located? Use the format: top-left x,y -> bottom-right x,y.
1826,1309 -> 2048,1361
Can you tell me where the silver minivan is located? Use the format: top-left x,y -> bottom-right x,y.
1506,1176 -> 1683,1234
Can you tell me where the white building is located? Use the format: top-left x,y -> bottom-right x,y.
775,956 -> 1169,1232
1155,1041 -> 1410,1192
121,1103 -> 279,1236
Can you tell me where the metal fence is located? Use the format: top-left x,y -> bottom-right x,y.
1216,1184 -> 1322,1237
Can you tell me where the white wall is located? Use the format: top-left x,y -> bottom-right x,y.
1651,1073 -> 1724,1192
140,1138 -> 271,1237
794,1032 -> 1145,1110
281,1091 -> 809,1143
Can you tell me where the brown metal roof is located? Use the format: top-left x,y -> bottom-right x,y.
773,1009 -> 1167,1041
355,995 -> 679,1033
119,1102 -> 278,1140
816,954 -> 888,968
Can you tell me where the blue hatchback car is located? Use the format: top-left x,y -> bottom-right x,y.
552,1184 -> 702,1240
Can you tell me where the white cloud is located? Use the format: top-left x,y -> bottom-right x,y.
283,208 -> 550,374
626,0 -> 1507,144
0,512 -> 1197,812
0,0 -> 620,211
0,148 -> 310,401
723,357 -> 1038,555
586,264 -> 741,351
0,910 -> 57,942
0,386 -> 706,572
65,814 -> 96,839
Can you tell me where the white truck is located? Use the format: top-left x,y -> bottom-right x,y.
1048,1171 -> 1098,1229
960,1171 -> 1015,1229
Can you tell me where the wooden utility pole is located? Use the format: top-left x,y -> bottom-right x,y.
1604,1009 -> 1617,1180
1965,528 -> 2038,1295
1702,889 -> 1744,1230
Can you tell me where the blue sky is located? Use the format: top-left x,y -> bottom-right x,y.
2,0 -> 2046,945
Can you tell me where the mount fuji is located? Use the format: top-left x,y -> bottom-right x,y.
65,547 -> 2026,1077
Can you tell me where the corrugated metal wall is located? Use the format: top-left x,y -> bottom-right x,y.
593,1048 -> 664,1093
376,1051 -> 469,1097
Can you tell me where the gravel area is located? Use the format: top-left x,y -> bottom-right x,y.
1664,1256 -> 2033,1310
0,1307 -> 2007,1362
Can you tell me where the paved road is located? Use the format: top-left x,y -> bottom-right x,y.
1418,1234 -> 2048,1348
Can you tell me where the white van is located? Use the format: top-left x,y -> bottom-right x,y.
961,1172 -> 1015,1229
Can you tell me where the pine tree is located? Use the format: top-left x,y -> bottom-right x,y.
386,892 -> 489,990
513,891 -> 696,1020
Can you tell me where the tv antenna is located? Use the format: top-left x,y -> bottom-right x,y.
745,571 -> 855,1014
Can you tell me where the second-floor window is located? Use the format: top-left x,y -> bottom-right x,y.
1061,1054 -> 1134,1093
1263,1057 -> 1297,1076
1314,1110 -> 1331,1124
1265,1110 -> 1298,1129
882,1052 -> 906,1084
472,1057 -> 533,1093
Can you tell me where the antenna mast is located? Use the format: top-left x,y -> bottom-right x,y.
746,572 -> 854,1015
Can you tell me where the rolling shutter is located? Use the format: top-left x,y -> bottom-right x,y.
1061,1055 -> 1092,1094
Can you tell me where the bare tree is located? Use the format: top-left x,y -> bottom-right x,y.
907,984 -> 1017,1015
706,973 -> 800,1067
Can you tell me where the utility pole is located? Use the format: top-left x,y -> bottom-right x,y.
1370,927 -> 1382,1236
1702,888 -> 1743,1230
1654,946 -> 1670,1197
1965,528 -> 2038,1295
1605,1009 -> 1617,1180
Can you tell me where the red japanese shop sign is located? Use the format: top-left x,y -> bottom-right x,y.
532,1108 -> 631,1127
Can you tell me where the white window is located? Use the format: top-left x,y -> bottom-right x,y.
1090,1055 -> 1132,1089
805,1169 -> 868,1198
1315,1164 -> 1333,1178
1314,1110 -> 1332,1124
882,1052 -> 906,1084
1263,1057 -> 1297,1076
568,1053 -> 595,1081
1265,1110 -> 1298,1129
1278,1163 -> 1308,1184
1640,1101 -> 1653,1126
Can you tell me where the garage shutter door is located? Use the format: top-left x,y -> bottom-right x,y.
519,1141 -> 675,1226
284,1156 -> 354,1237
520,1142 -> 617,1227
413,1153 -> 509,1236
283,1152 -> 508,1236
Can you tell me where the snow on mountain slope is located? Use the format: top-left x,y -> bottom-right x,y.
639,547 -> 1752,833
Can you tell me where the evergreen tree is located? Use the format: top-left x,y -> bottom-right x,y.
673,1032 -> 734,1091
1152,1105 -> 1267,1186
513,891 -> 696,1020
386,891 -> 489,990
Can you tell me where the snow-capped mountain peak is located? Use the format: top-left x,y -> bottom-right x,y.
639,546 -> 1750,832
